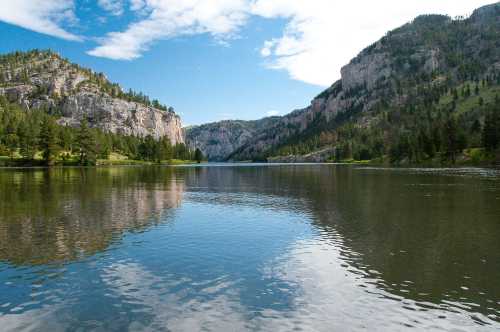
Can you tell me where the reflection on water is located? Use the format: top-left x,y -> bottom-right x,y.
0,165 -> 499,331
0,168 -> 183,266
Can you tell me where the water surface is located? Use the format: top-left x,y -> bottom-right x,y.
0,165 -> 499,331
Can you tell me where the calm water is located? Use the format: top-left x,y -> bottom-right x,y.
0,164 -> 499,331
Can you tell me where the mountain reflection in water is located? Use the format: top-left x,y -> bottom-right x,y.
0,165 -> 499,331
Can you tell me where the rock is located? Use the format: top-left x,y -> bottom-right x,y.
4,85 -> 33,104
341,52 -> 391,91
58,92 -> 183,142
0,51 -> 184,144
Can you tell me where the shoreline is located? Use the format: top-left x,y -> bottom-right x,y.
1,161 -> 498,170
0,158 -> 199,168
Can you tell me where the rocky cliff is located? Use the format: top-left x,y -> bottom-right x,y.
185,118 -> 279,161
0,51 -> 184,144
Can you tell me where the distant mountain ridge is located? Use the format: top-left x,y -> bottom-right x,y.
187,2 -> 500,163
0,50 -> 184,144
185,118 -> 280,161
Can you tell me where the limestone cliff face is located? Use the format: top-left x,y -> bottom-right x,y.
185,121 -> 258,161
0,51 -> 184,144
185,117 -> 280,161
58,90 -> 184,142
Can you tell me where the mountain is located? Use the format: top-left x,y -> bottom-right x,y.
185,117 -> 280,161
0,50 -> 184,144
187,2 -> 500,164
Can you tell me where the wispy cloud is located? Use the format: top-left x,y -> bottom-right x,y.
252,0 -> 493,86
0,0 -> 492,86
97,0 -> 125,16
0,0 -> 81,41
87,0 -> 491,85
88,0 -> 251,60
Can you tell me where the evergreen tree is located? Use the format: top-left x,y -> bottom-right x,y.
18,121 -> 38,160
39,117 -> 60,165
76,119 -> 97,165
4,133 -> 18,159
158,137 -> 173,161
442,118 -> 466,163
194,148 -> 204,163
482,112 -> 499,152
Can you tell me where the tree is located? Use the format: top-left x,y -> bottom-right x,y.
482,112 -> 499,152
139,135 -> 157,161
194,148 -> 204,163
76,119 -> 97,165
4,133 -> 18,159
442,118 -> 466,163
158,137 -> 173,161
39,117 -> 60,165
59,126 -> 74,151
18,121 -> 38,160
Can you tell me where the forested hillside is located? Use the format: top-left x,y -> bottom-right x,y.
0,50 -> 198,166
188,2 -> 500,165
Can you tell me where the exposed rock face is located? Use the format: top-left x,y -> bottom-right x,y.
341,52 -> 391,91
185,118 -> 280,161
0,52 -> 184,143
185,121 -> 256,161
58,91 -> 183,141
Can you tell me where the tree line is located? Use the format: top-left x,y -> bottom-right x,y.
0,96 -> 203,165
274,81 -> 500,164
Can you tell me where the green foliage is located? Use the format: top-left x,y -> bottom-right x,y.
39,117 -> 60,165
76,119 -> 97,165
194,148 -> 204,163
0,97 -> 195,165
482,101 -> 500,151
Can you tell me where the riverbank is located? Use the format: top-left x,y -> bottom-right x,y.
267,148 -> 500,168
0,156 -> 199,167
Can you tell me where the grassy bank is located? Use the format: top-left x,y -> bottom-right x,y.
327,148 -> 499,167
0,153 -> 200,167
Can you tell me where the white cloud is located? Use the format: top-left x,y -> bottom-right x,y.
260,39 -> 276,57
252,0 -> 493,86
86,0 -> 492,85
130,0 -> 146,11
0,0 -> 81,41
88,0 -> 252,60
98,0 -> 124,16
266,110 -> 280,117
3,0 -> 490,86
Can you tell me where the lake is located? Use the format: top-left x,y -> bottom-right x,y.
0,164 -> 499,331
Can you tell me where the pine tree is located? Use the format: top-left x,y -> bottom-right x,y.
18,121 -> 37,160
158,137 -> 173,161
442,118 -> 462,163
4,133 -> 18,160
482,113 -> 498,151
76,119 -> 97,165
194,148 -> 204,163
39,117 -> 59,165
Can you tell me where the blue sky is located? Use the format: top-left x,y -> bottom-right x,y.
0,0 -> 493,126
